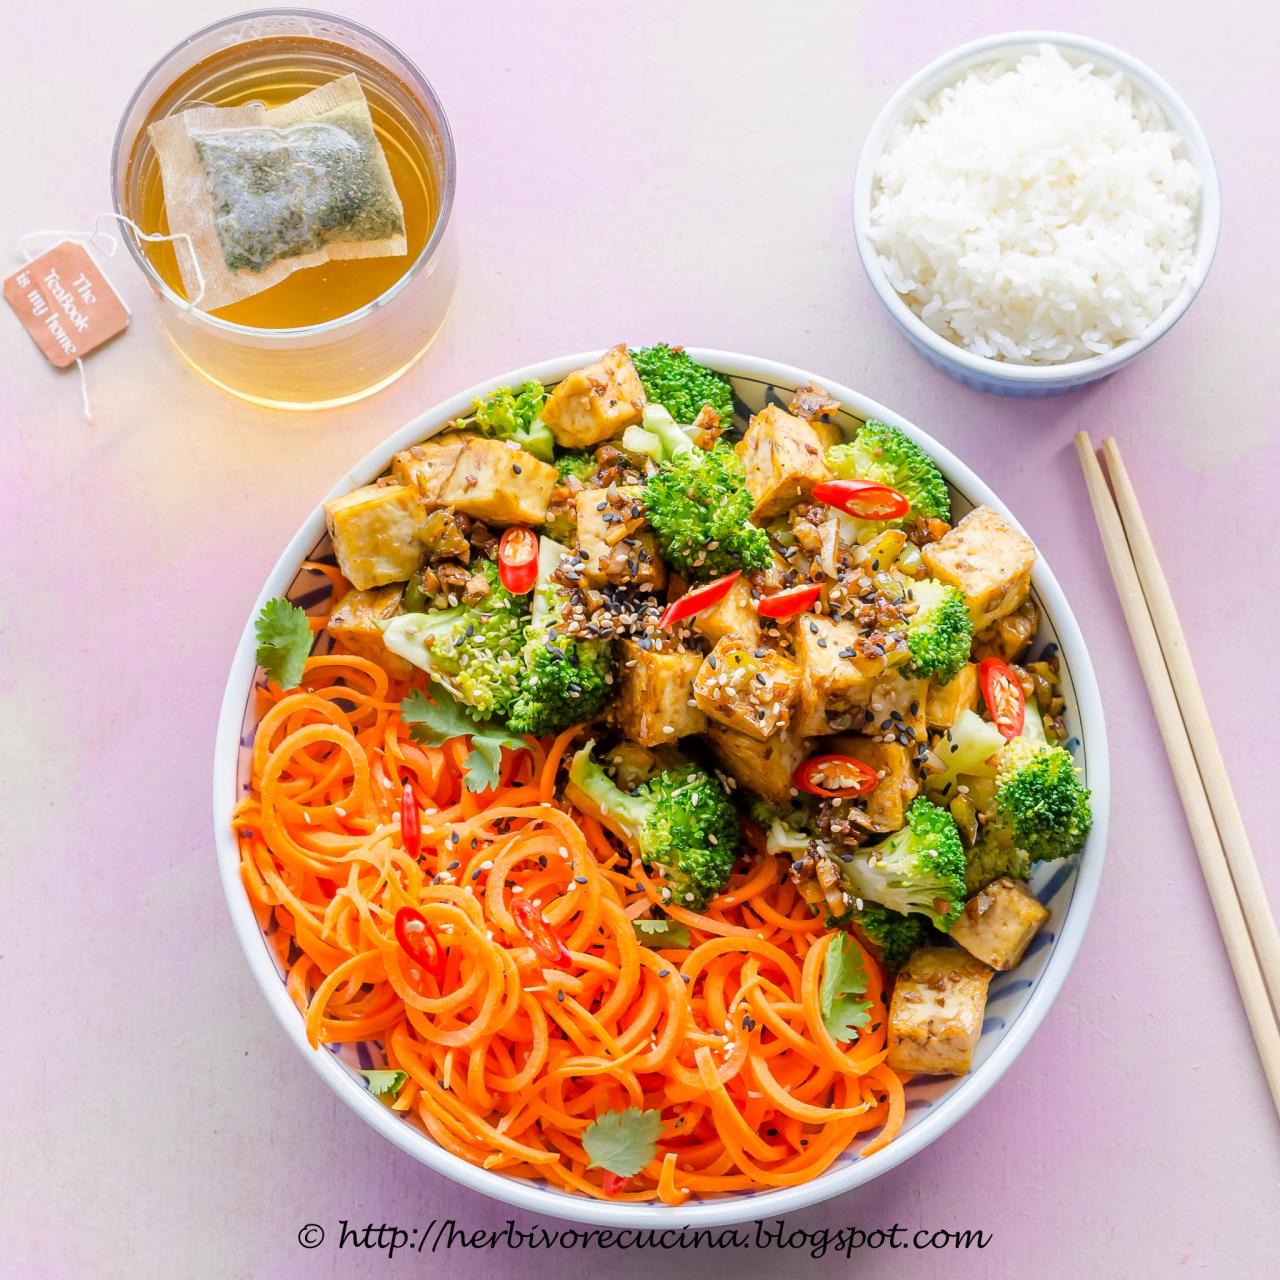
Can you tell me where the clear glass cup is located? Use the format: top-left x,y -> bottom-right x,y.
111,8 -> 457,410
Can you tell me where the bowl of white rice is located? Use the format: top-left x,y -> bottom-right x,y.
852,32 -> 1220,397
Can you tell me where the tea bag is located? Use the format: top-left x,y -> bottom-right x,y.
148,74 -> 406,311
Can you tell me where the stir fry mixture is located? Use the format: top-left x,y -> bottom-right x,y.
237,343 -> 1092,1200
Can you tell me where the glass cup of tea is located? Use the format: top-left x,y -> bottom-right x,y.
111,8 -> 457,410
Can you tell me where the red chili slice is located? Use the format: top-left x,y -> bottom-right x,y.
793,753 -> 879,798
659,570 -> 740,629
512,898 -> 571,969
978,657 -> 1026,741
811,479 -> 910,521
601,1172 -> 630,1196
756,582 -> 822,619
394,906 -> 446,983
498,527 -> 539,594
400,781 -> 422,858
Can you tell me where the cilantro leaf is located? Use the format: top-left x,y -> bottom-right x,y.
254,597 -> 313,689
581,1108 -> 662,1177
820,933 -> 872,1042
400,689 -> 526,794
400,687 -> 478,741
359,1069 -> 406,1099
632,918 -> 691,950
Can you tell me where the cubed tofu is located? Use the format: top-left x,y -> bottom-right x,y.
392,433 -> 469,497
736,404 -> 835,520
950,877 -> 1050,971
925,662 -> 979,730
541,344 -> 646,448
574,486 -> 666,591
327,585 -> 415,680
921,505 -> 1036,631
866,670 -> 929,746
694,576 -> 761,648
789,613 -> 879,735
971,598 -> 1040,664
323,482 -> 426,591
394,433 -> 558,525
614,642 -> 706,746
702,721 -> 812,806
827,733 -> 918,832
887,947 -> 994,1076
693,635 -> 802,740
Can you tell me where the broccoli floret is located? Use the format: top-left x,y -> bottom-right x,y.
850,903 -> 941,972
506,537 -> 613,736
992,739 -> 1092,865
565,742 -> 740,910
826,420 -> 950,524
964,738 -> 1092,891
382,560 -> 528,719
964,831 -> 1031,894
905,577 -> 973,683
837,797 -> 968,930
629,344 -> 734,425
452,381 -> 554,462
555,451 -> 598,484
643,440 -> 772,579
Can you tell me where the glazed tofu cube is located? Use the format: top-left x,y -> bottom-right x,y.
736,404 -> 836,520
395,433 -> 558,525
950,877 -> 1050,971
392,433 -> 469,499
925,662 -> 979,730
703,721 -> 813,806
574,486 -> 666,591
541,344 -> 646,448
921,505 -> 1036,631
694,576 -> 761,648
827,734 -> 918,832
614,642 -> 706,746
972,599 -> 1040,664
789,613 -> 878,735
328,584 -> 414,681
866,670 -> 929,746
323,482 -> 426,591
887,947 -> 994,1076
693,635 -> 802,740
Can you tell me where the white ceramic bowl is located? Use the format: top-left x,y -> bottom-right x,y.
213,350 -> 1109,1226
852,31 -> 1221,397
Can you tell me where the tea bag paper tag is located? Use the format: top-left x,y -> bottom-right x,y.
4,239 -> 129,368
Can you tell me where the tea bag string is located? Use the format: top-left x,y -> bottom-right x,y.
16,213 -> 207,422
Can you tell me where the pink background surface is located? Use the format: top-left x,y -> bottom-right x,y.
2,1 -> 1278,1276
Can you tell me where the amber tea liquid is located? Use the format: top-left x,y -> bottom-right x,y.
126,35 -> 440,328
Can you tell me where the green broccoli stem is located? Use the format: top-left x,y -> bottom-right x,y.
565,743 -> 651,843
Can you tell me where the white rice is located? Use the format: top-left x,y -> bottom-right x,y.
869,44 -> 1201,364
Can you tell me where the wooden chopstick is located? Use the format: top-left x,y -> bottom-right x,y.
1075,431 -> 1280,1118
1101,437 -> 1280,1017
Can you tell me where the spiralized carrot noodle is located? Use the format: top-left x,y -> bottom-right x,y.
233,655 -> 902,1201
